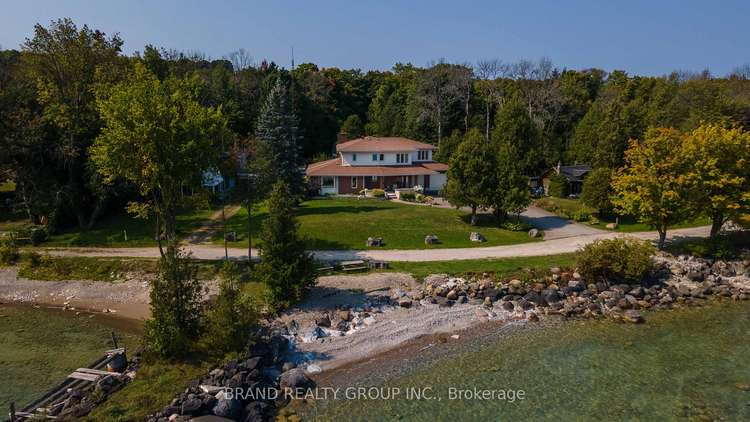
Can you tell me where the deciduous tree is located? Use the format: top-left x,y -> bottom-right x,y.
22,18 -> 125,229
611,128 -> 692,249
91,63 -> 226,256
682,124 -> 750,237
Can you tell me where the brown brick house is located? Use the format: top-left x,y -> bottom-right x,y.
306,136 -> 448,195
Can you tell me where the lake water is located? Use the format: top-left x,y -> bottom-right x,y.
308,302 -> 750,421
0,304 -> 142,412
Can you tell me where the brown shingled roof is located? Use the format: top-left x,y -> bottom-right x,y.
306,158 -> 447,177
336,136 -> 437,153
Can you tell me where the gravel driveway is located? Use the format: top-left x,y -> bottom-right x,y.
43,225 -> 711,262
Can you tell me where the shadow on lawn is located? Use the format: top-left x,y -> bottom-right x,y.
296,205 -> 386,217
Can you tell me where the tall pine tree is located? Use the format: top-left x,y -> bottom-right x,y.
256,79 -> 305,196
256,181 -> 315,306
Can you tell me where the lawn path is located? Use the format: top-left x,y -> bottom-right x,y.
183,204 -> 241,244
42,225 -> 710,262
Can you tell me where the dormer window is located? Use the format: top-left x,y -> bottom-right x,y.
379,154 -> 384,161
396,153 -> 409,164
352,153 -> 357,161
417,150 -> 429,161
372,153 -> 377,161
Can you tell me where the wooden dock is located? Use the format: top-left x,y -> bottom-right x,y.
8,335 -> 127,422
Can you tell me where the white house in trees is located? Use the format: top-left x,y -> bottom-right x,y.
306,136 -> 448,195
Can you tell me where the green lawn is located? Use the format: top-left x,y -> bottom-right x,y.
387,253 -> 576,279
45,208 -> 214,247
221,197 -> 537,250
534,197 -> 710,233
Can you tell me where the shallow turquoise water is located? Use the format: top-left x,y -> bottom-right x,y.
310,302 -> 750,421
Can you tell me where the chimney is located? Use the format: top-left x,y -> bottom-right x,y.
337,132 -> 349,144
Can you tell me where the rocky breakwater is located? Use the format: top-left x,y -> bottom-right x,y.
416,253 -> 750,325
287,295 -> 393,344
148,328 -> 315,422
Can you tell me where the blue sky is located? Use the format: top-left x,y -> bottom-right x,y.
1,0 -> 748,75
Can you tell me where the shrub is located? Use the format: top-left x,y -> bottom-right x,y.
547,173 -> 568,198
28,226 -> 48,245
500,220 -> 533,231
576,238 -> 655,284
0,238 -> 20,265
415,193 -> 424,202
570,209 -> 591,222
534,197 -> 561,214
370,188 -> 385,198
400,192 -> 416,201
22,250 -> 42,267
200,262 -> 260,356
676,233 -> 747,259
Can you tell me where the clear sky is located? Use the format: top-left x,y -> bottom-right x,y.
1,0 -> 748,76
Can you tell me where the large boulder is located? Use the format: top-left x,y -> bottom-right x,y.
470,232 -> 486,242
622,310 -> 644,323
398,297 -> 413,308
279,368 -> 314,391
181,397 -> 204,415
212,398 -> 243,420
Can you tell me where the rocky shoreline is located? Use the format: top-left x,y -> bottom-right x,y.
143,252 -> 750,422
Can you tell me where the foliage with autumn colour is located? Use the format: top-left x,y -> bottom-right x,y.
611,128 -> 692,249
681,124 -> 750,237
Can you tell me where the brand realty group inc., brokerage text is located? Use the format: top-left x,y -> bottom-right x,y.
225,386 -> 526,402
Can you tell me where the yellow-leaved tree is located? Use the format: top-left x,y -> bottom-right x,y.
682,124 -> 750,237
611,128 -> 692,249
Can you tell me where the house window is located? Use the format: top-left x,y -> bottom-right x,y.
417,150 -> 429,161
379,154 -> 384,161
352,153 -> 357,161
371,175 -> 378,181
351,177 -> 357,189
372,153 -> 377,161
321,176 -> 335,188
396,153 -> 409,164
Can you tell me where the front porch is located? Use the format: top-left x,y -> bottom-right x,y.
313,174 -> 440,195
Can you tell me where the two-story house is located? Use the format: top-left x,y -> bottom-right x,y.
306,136 -> 448,195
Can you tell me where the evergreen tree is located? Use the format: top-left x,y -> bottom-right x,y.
201,262 -> 259,355
581,167 -> 613,215
256,79 -> 305,196
340,114 -> 364,138
492,96 -> 542,176
144,251 -> 204,358
491,142 -> 531,220
443,129 -> 497,225
256,181 -> 316,306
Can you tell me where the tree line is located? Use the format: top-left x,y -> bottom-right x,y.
4,19 -> 750,234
